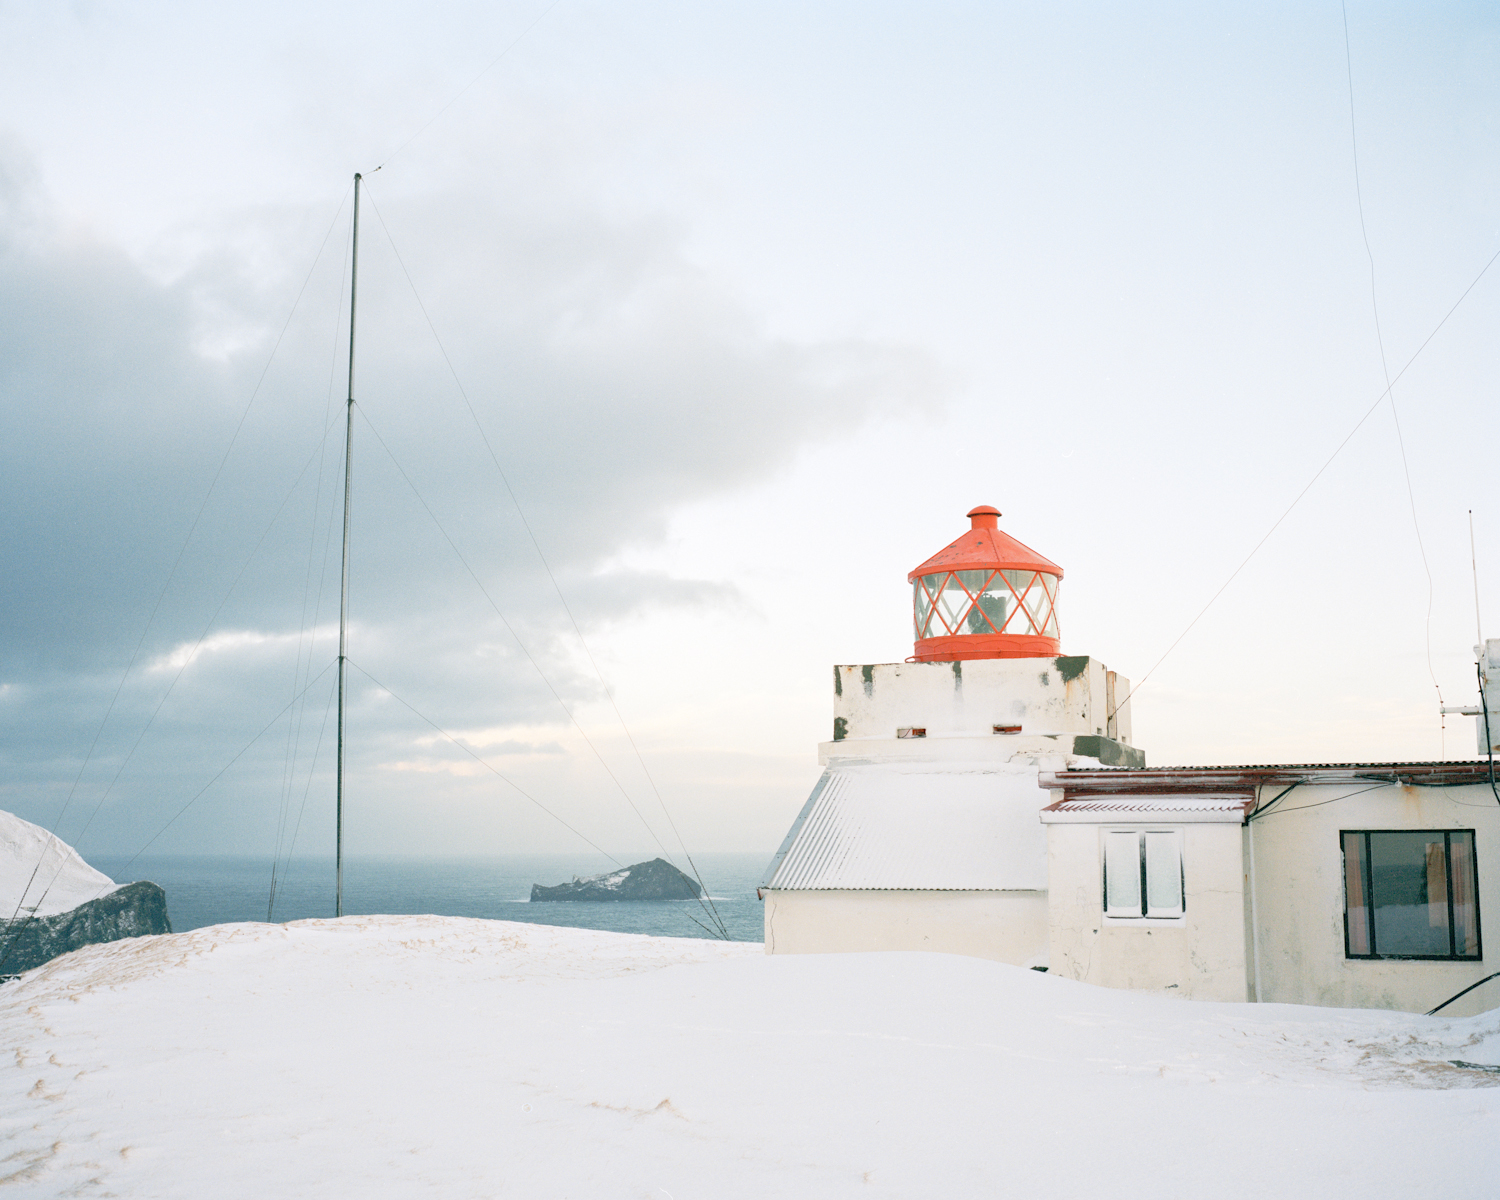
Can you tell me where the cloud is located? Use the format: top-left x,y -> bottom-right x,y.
0,139 -> 938,856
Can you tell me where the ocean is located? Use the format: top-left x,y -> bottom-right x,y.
89,852 -> 770,943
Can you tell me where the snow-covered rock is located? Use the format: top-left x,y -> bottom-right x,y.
530,857 -> 704,901
1,916 -> 1498,1198
0,808 -> 117,918
0,810 -> 170,976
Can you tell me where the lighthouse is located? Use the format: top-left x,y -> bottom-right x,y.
759,506 -> 1144,965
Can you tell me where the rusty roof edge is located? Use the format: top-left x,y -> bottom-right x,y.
1038,761 -> 1499,792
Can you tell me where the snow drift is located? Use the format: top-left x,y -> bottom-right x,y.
2,916 -> 1499,1197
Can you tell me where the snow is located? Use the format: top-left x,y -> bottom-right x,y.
2,917 -> 1499,1197
0,810 -> 116,919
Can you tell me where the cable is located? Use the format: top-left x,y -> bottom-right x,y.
53,409 -> 349,873
1108,238 -> 1500,724
1427,971 -> 1500,1017
351,404 -> 729,938
359,184 -> 729,937
1254,782 -> 1387,818
3,186 -> 355,940
1479,660 -> 1498,807
0,659 -> 339,974
2,192 -> 354,936
271,669 -> 341,921
1247,781 -> 1302,823
271,212 -> 357,918
1340,0 -> 1444,739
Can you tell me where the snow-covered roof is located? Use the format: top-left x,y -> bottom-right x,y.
1039,795 -> 1255,824
761,762 -> 1048,891
0,809 -> 117,919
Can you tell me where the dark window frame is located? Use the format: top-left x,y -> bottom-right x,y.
1340,828 -> 1482,962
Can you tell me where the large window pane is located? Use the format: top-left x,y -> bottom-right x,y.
1104,831 -> 1141,917
1369,832 -> 1452,957
1343,832 -> 1371,955
1451,831 -> 1480,957
1144,832 -> 1183,917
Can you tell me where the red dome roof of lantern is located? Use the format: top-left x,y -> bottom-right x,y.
907,506 -> 1063,582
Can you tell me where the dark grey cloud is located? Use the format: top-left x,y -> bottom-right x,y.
0,146 -> 936,857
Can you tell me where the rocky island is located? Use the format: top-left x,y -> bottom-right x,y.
1,808 -> 172,976
530,858 -> 703,902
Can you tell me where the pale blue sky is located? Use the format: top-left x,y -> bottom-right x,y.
1,2 -> 1497,863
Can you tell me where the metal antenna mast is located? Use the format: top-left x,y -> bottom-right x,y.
336,172 -> 362,918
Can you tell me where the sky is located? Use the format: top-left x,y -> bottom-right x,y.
1,1 -> 1497,870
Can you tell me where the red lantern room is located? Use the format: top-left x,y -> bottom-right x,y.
908,506 -> 1063,662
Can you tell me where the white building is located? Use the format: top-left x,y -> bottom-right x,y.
761,507 -> 1500,1017
760,505 -> 1142,965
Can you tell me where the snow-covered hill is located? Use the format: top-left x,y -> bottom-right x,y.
2,917 -> 1498,1197
0,810 -> 116,919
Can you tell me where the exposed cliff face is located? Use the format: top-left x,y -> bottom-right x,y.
531,858 -> 703,902
0,881 -> 172,976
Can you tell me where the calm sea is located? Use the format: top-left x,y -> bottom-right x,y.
89,852 -> 770,943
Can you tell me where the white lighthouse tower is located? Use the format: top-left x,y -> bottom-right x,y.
759,505 -> 1144,965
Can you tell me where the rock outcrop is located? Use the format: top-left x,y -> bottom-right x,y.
531,858 -> 703,902
0,880 -> 172,976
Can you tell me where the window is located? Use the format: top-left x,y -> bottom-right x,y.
1342,830 -> 1481,960
912,570 -> 1061,640
1103,829 -> 1183,919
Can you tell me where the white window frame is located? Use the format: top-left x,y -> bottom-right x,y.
1101,828 -> 1185,923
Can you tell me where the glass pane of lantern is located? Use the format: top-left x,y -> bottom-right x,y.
970,573 -> 1009,633
1039,575 -> 1060,637
913,579 -> 933,637
955,570 -> 988,634
1001,570 -> 1042,634
935,574 -> 970,634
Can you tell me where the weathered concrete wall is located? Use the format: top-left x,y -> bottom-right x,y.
1046,823 -> 1250,1002
763,889 -> 1048,965
831,657 -> 1130,741
1250,783 -> 1500,1017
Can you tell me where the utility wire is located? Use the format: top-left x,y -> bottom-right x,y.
344,660 -> 725,940
3,186 -> 352,933
359,183 -> 729,937
0,659 -> 339,975
272,213 -> 357,918
56,409 -> 349,869
1341,0 -> 1445,743
271,670 -> 341,921
352,406 -> 730,937
1108,239 -> 1500,724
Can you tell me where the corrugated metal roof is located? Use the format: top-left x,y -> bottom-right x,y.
1039,794 -> 1254,824
761,763 -> 1048,891
1040,761 -> 1497,792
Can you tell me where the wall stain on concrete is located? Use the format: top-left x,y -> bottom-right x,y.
834,716 -> 848,742
1056,655 -> 1089,683
861,664 -> 875,698
834,665 -> 842,697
